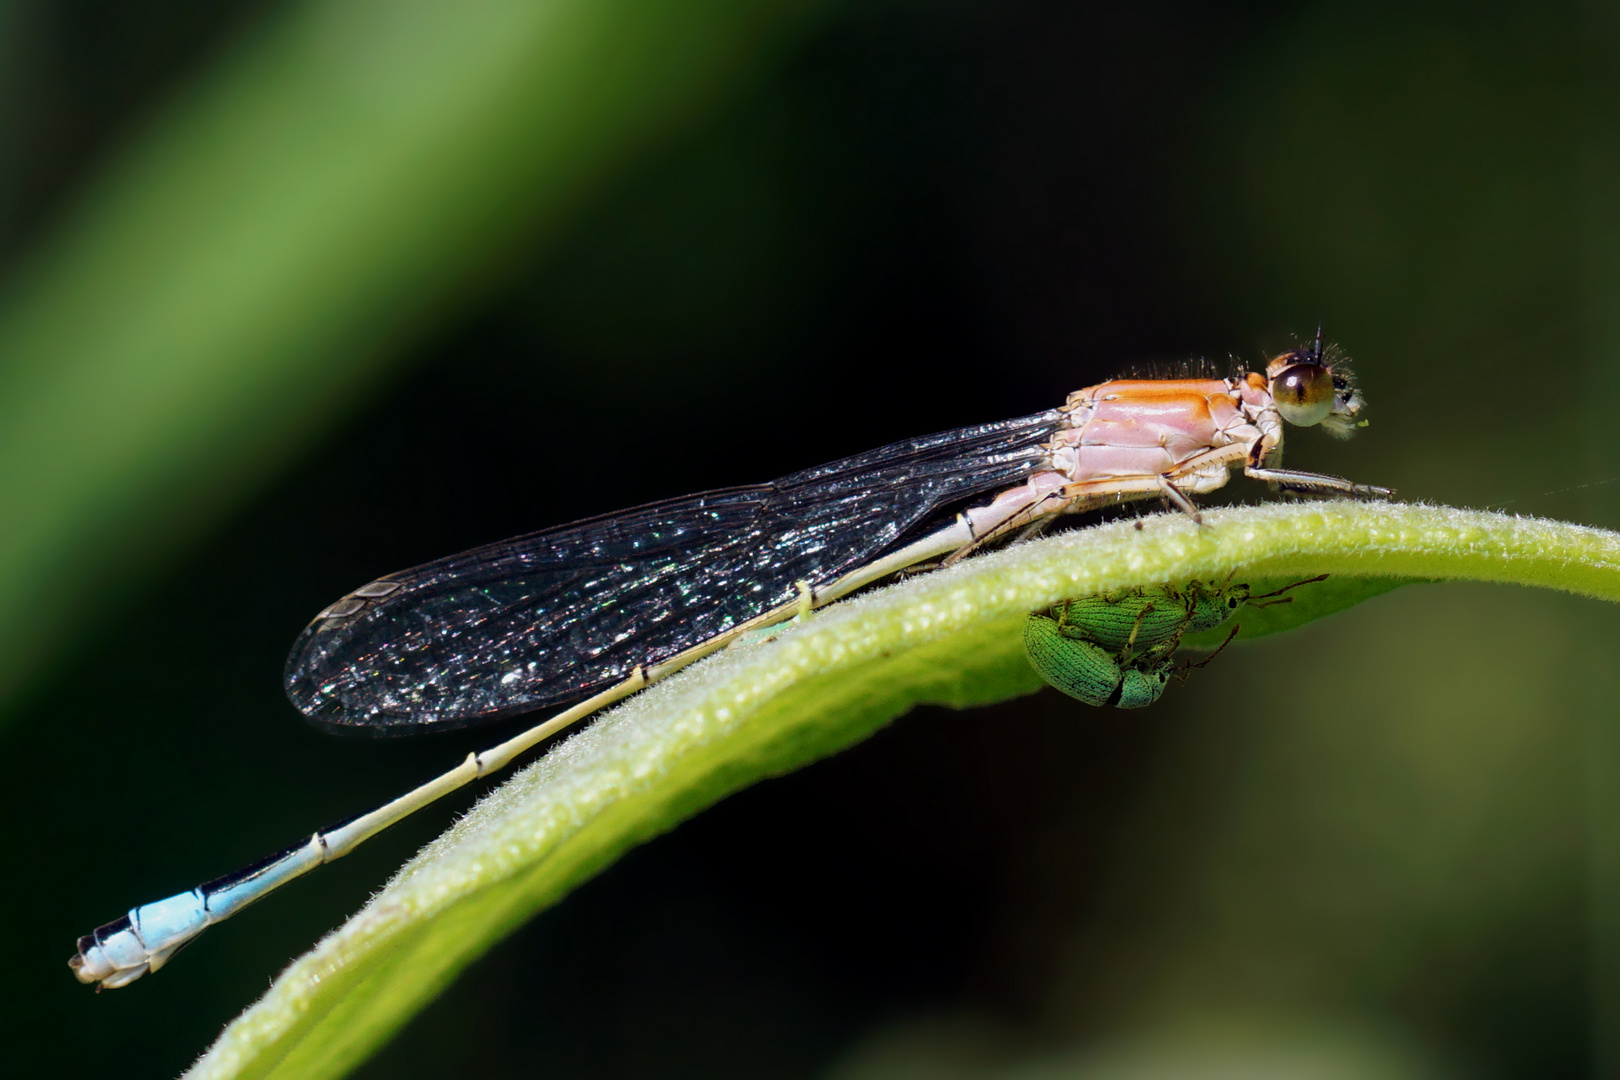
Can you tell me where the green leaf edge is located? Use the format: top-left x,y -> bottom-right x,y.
184,500 -> 1620,1080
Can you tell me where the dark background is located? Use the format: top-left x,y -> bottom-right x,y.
2,1 -> 1616,1076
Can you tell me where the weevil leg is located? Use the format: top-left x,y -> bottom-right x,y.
1175,624 -> 1241,680
1122,600 -> 1158,655
1245,466 -> 1392,498
1156,475 -> 1203,523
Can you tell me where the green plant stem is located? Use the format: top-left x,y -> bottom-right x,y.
185,501 -> 1620,1080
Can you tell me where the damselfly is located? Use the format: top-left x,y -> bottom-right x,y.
71,332 -> 1389,989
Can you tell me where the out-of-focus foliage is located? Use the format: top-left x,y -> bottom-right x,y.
0,0 -> 826,707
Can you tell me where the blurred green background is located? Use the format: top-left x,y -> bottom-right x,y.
3,0 -> 1616,1076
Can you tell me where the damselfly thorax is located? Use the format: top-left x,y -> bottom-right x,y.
954,351 -> 1378,556
72,333 -> 1388,990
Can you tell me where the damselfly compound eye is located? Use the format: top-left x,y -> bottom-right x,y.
1265,331 -> 1366,438
1271,363 -> 1336,427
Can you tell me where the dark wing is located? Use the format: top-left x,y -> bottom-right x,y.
285,410 -> 1063,733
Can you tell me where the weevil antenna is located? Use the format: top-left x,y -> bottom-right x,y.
1251,573 -> 1329,602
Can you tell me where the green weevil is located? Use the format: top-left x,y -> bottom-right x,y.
1023,575 -> 1325,708
1022,590 -> 1191,708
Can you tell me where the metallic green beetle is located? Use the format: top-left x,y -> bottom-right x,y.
1022,587 -> 1208,708
1023,576 -> 1324,708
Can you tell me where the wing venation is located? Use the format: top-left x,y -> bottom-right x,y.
285,410 -> 1063,732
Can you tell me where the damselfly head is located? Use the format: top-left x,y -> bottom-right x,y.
1265,329 -> 1365,439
